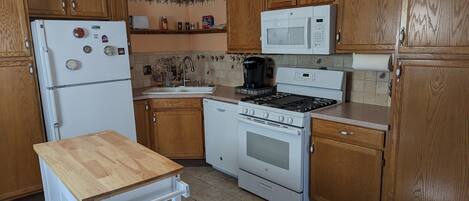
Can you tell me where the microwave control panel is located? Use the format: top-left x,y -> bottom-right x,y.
311,18 -> 326,49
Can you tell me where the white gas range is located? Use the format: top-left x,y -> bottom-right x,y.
237,67 -> 346,201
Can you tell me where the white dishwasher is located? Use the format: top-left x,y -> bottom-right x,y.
203,99 -> 239,177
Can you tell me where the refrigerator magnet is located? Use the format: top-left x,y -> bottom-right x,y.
102,35 -> 109,43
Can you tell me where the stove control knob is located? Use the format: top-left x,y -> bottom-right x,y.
249,109 -> 255,115
278,116 -> 285,122
287,117 -> 294,124
242,108 -> 249,114
263,112 -> 269,118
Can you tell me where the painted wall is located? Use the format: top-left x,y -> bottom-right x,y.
128,0 -> 227,53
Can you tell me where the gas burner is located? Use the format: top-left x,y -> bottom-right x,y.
241,93 -> 337,113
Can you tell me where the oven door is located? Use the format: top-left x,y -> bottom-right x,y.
238,115 -> 305,192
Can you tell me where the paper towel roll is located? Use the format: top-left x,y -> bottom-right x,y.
352,53 -> 391,71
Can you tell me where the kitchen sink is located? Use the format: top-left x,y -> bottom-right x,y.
142,86 -> 215,95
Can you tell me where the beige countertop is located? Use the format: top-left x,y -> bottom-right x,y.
33,131 -> 183,201
311,102 -> 390,131
133,85 -> 248,104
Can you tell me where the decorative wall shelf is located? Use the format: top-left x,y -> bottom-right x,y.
130,28 -> 226,35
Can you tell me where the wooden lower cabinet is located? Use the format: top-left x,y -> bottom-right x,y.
133,100 -> 152,149
0,60 -> 45,200
385,60 -> 469,201
310,119 -> 384,201
141,98 -> 205,159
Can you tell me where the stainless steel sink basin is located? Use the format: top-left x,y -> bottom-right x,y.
142,86 -> 215,95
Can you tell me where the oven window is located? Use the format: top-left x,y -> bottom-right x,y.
246,132 -> 290,170
267,27 -> 305,46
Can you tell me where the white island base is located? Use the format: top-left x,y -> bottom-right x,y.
39,158 -> 190,201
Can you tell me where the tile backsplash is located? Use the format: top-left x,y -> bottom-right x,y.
130,51 -> 391,106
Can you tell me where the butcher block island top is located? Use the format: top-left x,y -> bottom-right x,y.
33,131 -> 184,201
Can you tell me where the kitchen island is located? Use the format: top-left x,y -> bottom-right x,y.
33,131 -> 189,201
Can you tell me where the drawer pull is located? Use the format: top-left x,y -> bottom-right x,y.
259,182 -> 273,191
339,131 -> 353,136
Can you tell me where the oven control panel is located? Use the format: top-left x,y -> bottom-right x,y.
238,104 -> 309,128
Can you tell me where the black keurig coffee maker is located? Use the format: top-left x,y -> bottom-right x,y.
243,57 -> 266,89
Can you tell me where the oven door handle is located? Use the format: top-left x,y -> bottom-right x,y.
238,117 -> 302,136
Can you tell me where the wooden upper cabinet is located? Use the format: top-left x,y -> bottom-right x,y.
27,0 -> 110,19
310,137 -> 383,201
69,0 -> 109,18
266,0 -> 297,9
133,100 -> 152,149
109,0 -> 128,21
389,60 -> 469,201
336,0 -> 401,53
0,0 -> 31,57
227,0 -> 265,53
297,0 -> 335,6
267,0 -> 334,9
400,0 -> 469,54
28,0 -> 66,17
0,61 -> 44,200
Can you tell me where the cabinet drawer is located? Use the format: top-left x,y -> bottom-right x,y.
150,98 -> 202,109
312,119 -> 385,150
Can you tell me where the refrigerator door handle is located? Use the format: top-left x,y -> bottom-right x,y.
42,46 -> 55,87
48,88 -> 61,140
43,46 -> 61,140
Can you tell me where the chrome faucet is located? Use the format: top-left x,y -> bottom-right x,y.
179,56 -> 195,87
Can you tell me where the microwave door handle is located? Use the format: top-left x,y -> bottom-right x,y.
306,17 -> 311,49
237,117 -> 302,136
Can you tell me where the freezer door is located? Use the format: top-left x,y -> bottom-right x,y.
39,20 -> 130,87
51,80 -> 136,141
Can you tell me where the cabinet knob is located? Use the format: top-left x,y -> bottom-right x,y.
336,30 -> 341,44
24,38 -> 30,49
339,131 -> 353,136
399,27 -> 406,47
28,64 -> 34,75
61,0 -> 66,11
71,0 -> 77,10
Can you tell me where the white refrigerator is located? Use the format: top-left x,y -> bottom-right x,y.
31,20 -> 136,141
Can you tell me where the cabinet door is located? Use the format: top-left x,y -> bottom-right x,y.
336,0 -> 401,52
28,0 -> 67,17
109,0 -> 128,21
310,137 -> 383,201
227,0 -> 265,53
133,100 -> 152,149
400,0 -> 469,54
0,61 -> 44,200
266,0 -> 297,9
0,0 -> 31,57
390,61 -> 469,201
153,110 -> 204,159
297,0 -> 334,6
69,0 -> 109,18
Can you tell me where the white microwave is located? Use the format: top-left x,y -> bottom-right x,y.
261,5 -> 336,55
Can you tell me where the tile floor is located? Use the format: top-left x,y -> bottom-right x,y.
15,166 -> 265,201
